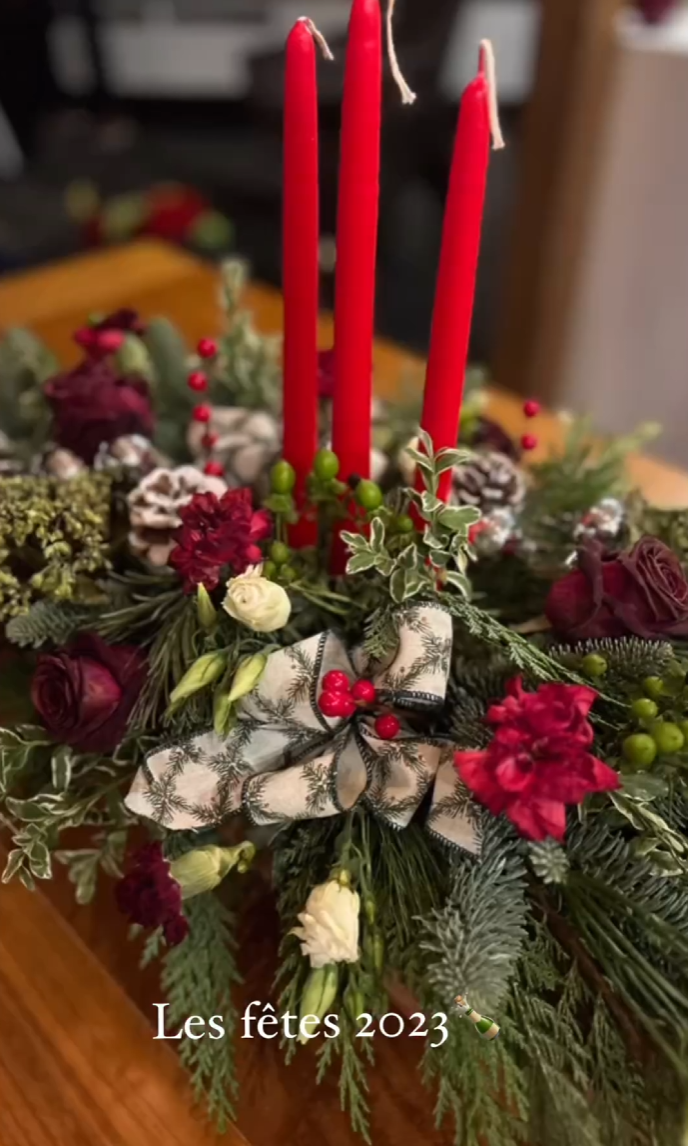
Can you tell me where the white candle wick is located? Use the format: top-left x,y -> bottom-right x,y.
479,39 -> 505,151
299,16 -> 335,60
386,0 -> 417,105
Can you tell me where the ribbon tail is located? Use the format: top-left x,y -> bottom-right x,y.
426,751 -> 483,855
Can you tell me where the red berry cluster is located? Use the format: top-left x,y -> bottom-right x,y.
317,671 -> 401,740
187,337 -> 225,477
520,397 -> 541,453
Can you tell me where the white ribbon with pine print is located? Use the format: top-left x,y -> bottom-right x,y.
125,602 -> 481,853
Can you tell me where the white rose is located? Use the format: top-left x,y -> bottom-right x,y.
291,880 -> 360,969
222,565 -> 291,632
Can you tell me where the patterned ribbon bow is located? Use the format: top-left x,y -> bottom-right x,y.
125,602 -> 480,853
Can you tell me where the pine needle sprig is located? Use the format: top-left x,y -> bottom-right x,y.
418,816 -> 529,1014
160,891 -> 241,1131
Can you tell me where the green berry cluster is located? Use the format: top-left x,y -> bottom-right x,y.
622,670 -> 688,769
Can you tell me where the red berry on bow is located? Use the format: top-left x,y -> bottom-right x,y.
375,714 -> 400,740
322,670 -> 351,694
188,370 -> 208,392
197,337 -> 218,359
204,461 -> 225,477
523,399 -> 540,418
351,679 -> 377,705
521,433 -> 538,452
201,431 -> 219,450
319,691 -> 356,719
193,404 -> 212,423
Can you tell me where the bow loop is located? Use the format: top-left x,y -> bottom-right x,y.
125,602 -> 481,853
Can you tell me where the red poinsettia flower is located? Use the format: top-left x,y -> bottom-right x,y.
168,487 -> 272,592
454,677 -> 619,842
115,841 -> 189,946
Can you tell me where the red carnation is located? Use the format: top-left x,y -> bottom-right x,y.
169,486 -> 271,592
44,359 -> 154,463
455,677 -> 619,842
115,841 -> 189,946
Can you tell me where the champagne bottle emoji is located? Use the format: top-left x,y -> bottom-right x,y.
454,995 -> 500,1040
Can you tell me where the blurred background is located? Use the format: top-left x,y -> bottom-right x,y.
0,1 -> 686,461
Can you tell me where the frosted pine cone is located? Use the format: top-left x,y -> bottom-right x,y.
95,434 -> 168,476
187,406 -> 280,490
452,450 -> 526,513
127,465 -> 227,567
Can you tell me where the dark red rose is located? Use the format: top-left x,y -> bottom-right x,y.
637,0 -> 676,24
169,486 -> 272,592
546,537 -> 688,641
455,677 -> 619,842
44,360 -> 154,463
471,417 -> 520,461
144,186 -> 208,242
31,634 -> 147,753
115,841 -> 189,946
93,308 -> 146,337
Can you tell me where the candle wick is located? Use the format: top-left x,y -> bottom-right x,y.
479,39 -> 505,151
298,16 -> 335,60
386,0 -> 417,106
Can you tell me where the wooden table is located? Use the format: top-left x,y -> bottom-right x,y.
1,239 -> 688,1146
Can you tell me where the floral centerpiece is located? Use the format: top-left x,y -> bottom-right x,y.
2,8 -> 688,1146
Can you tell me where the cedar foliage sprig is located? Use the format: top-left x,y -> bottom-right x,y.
160,890 -> 241,1130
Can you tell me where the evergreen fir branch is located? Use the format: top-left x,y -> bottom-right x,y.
526,417 -> 657,520
418,816 -> 529,1013
444,598 -> 583,686
160,891 -> 241,1131
5,600 -> 97,649
420,1007 -> 528,1146
550,637 -> 675,685
315,1013 -> 373,1144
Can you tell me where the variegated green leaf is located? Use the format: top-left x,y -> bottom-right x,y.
346,552 -> 379,575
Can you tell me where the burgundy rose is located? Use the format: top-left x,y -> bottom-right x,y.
169,486 -> 272,593
471,417 -> 521,461
115,841 -> 189,946
44,360 -> 154,463
455,677 -> 619,842
637,0 -> 676,25
94,308 -> 146,337
31,634 -> 147,753
546,537 -> 688,641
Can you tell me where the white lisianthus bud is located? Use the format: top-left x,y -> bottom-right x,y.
169,841 -> 256,900
291,879 -> 360,969
223,565 -> 291,633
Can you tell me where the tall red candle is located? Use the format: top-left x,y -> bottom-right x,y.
420,45 -> 496,502
331,0 -> 382,484
283,19 -> 320,546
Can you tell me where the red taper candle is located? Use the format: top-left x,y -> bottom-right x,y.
331,0 -> 382,484
283,19 -> 320,546
420,42 -> 501,502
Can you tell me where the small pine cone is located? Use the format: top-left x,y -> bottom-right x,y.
452,450 -> 526,512
95,434 -> 168,476
187,406 -> 280,491
127,465 -> 227,567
